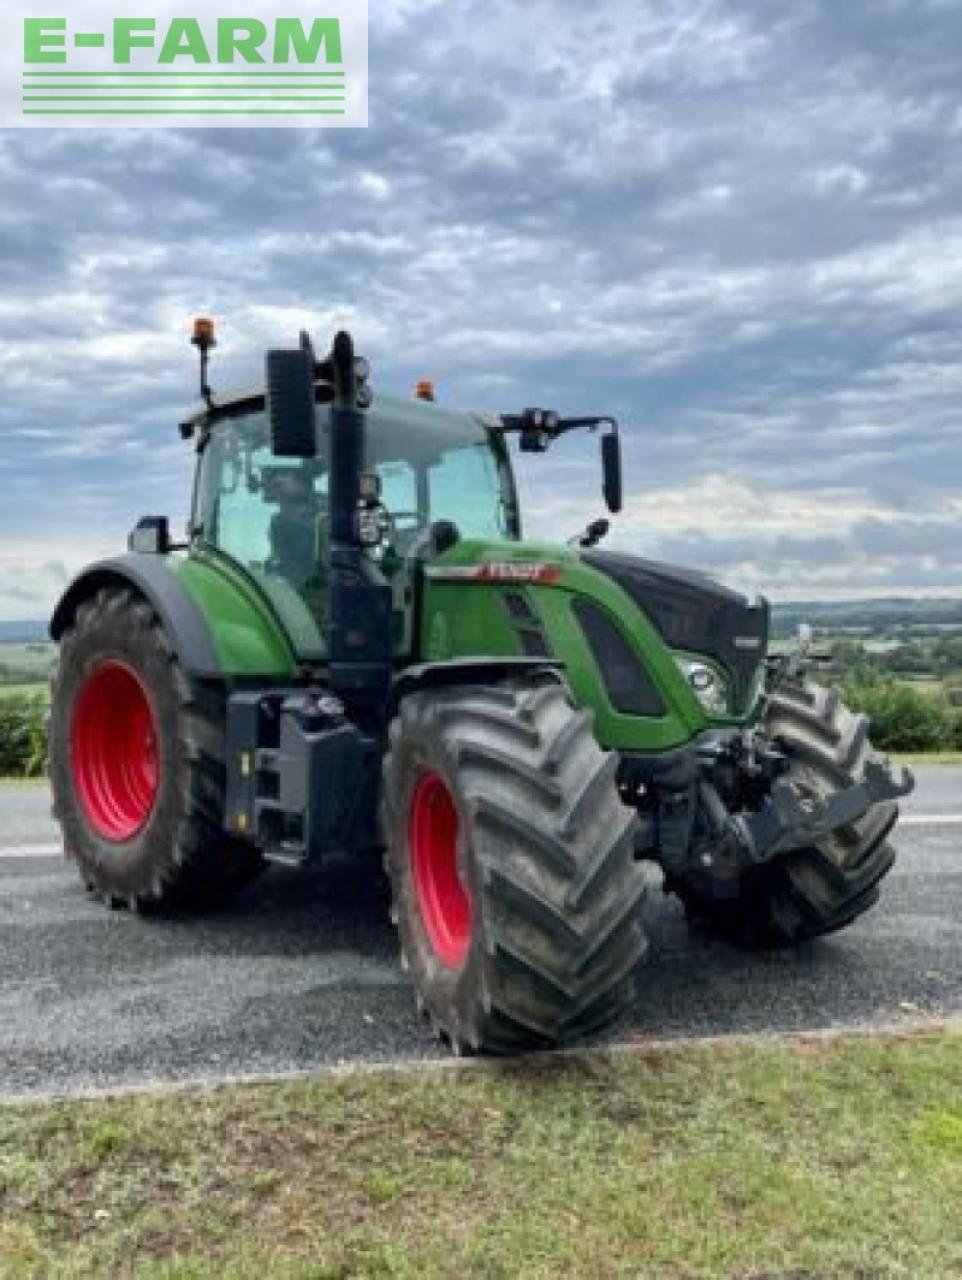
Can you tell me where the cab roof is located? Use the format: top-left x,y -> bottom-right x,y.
181,385 -> 500,441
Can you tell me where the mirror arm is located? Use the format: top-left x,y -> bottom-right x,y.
496,413 -> 619,440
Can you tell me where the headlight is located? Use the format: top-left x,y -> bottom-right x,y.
673,656 -> 731,715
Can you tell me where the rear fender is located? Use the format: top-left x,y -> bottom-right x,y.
50,553 -> 297,681
50,555 -> 222,678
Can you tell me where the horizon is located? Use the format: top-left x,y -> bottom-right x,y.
5,587 -> 962,629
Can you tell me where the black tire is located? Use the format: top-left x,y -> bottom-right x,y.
677,678 -> 898,946
381,675 -> 648,1053
49,585 -> 264,910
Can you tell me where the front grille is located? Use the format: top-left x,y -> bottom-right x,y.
501,590 -> 552,659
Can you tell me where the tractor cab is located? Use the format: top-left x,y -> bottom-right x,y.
187,391 -> 520,662
179,322 -> 621,684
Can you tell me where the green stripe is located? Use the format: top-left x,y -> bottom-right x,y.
22,87 -> 346,93
22,70 -> 345,77
23,108 -> 347,115
24,95 -> 346,101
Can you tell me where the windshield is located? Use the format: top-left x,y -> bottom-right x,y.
366,399 -> 518,551
191,395 -> 518,659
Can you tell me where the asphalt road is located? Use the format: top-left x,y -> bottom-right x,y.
1,769 -> 959,1098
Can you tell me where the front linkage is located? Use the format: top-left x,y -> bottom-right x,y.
629,726 -> 913,878
625,630 -> 913,918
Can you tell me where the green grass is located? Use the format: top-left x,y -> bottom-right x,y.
1,1028 -> 960,1278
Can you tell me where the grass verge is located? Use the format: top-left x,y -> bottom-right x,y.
1,1028 -> 960,1278
893,750 -> 962,765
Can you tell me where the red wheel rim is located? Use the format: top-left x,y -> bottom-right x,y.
409,772 -> 471,967
70,660 -> 160,842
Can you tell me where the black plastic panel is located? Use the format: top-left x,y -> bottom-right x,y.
501,589 -> 552,658
504,590 -> 536,622
573,599 -> 666,717
520,628 -> 550,657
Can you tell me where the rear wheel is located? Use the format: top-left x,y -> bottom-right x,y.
49,585 -> 263,909
382,676 -> 648,1052
676,678 -> 897,945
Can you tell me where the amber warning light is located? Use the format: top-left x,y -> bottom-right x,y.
192,316 -> 216,350
191,316 -> 217,408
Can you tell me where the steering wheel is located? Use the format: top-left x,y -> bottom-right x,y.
387,510 -> 421,529
383,510 -> 423,555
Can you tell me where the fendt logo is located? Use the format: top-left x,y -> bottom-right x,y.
1,3 -> 367,128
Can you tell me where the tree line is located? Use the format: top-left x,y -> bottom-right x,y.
841,676 -> 962,753
1,643 -> 961,776
828,637 -> 962,753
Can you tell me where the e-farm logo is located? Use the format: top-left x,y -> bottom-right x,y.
3,3 -> 367,127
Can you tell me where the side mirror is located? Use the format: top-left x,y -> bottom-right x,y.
266,347 -> 316,458
128,515 -> 172,555
579,517 -> 610,548
601,431 -> 622,513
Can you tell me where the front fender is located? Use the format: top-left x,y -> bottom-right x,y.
388,657 -> 564,716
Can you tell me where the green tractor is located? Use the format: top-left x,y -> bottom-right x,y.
48,322 -> 913,1053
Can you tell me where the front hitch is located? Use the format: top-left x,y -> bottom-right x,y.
725,756 -> 914,865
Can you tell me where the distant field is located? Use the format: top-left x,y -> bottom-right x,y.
0,683 -> 48,702
0,642 -> 54,666
899,676 -> 947,697
896,675 -> 962,705
0,641 -> 54,701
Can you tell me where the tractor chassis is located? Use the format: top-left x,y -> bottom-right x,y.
223,659 -> 565,865
225,687 -> 382,865
223,678 -> 912,898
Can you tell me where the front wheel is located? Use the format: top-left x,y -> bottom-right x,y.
382,677 -> 648,1052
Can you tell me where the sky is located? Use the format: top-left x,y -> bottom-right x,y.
1,0 -> 961,619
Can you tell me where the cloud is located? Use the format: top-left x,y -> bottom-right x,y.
0,0 -> 961,616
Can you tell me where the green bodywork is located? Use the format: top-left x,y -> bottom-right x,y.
175,547 -> 298,680
420,538 -> 726,753
172,529 -> 737,753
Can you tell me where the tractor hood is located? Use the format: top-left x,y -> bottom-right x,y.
581,549 -> 770,711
